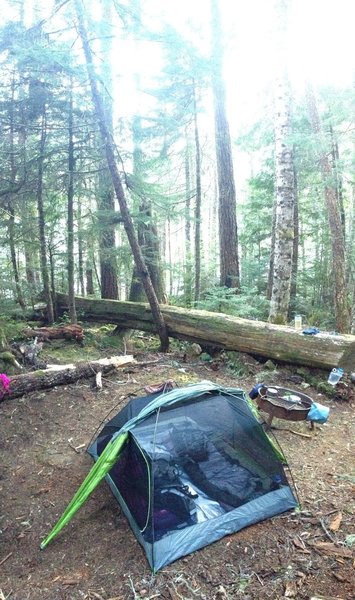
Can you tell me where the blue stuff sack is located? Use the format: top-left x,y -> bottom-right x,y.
307,402 -> 330,424
302,327 -> 320,335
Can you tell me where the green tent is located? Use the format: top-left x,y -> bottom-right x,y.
41,382 -> 297,571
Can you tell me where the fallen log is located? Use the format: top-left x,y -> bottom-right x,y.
0,355 -> 134,401
56,292 -> 355,371
23,324 -> 84,342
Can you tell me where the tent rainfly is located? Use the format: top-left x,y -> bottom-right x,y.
40,382 -> 298,571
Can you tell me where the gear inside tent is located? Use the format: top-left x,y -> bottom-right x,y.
40,382 -> 298,572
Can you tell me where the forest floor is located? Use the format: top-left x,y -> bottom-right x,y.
0,328 -> 354,600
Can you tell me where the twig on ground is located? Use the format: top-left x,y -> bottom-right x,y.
252,571 -> 264,586
272,426 -> 312,438
175,574 -> 203,596
68,438 -> 86,453
0,552 -> 12,566
287,429 -> 312,438
319,518 -> 337,543
127,576 -> 141,600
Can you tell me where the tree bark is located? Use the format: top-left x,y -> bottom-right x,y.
56,293 -> 355,371
75,0 -> 169,351
193,80 -> 202,304
23,324 -> 84,342
306,84 -> 350,333
269,0 -> 295,325
288,163 -> 299,317
210,0 -> 240,290
37,110 -> 54,324
351,144 -> 355,334
184,131 -> 193,307
7,204 -> 26,310
86,263 -> 94,295
7,76 -> 26,310
67,82 -> 77,323
0,355 -> 134,402
97,0 -> 119,300
77,198 -> 85,296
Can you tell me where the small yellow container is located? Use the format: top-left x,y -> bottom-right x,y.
294,315 -> 302,330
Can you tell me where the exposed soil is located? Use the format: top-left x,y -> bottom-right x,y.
0,344 -> 354,600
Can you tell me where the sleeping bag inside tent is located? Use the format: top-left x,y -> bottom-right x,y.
40,382 -> 298,572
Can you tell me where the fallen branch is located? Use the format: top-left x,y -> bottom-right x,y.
269,426 -> 312,438
287,428 -> 313,438
0,355 -> 134,401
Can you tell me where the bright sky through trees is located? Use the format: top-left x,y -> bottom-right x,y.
1,0 -> 354,179
119,0 -> 355,129
3,0 -> 354,116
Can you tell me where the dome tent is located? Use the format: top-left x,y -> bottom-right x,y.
40,382 -> 298,572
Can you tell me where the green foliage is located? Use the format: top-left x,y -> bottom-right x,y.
224,352 -> 249,377
55,312 -> 72,325
200,352 -> 212,362
0,316 -> 27,342
196,286 -> 270,320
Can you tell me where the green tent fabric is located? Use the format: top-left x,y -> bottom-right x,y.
40,432 -> 128,549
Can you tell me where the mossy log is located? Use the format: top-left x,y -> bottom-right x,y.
56,293 -> 355,371
0,355 -> 134,401
23,324 -> 84,342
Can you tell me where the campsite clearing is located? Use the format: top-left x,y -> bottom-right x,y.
0,347 -> 354,600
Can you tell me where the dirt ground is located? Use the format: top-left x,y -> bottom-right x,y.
0,342 -> 354,600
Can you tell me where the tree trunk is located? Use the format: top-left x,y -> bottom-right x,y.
129,110 -> 150,303
306,84 -> 350,333
269,0 -> 295,325
351,144 -> 355,334
22,201 -> 39,306
329,124 -> 345,238
8,205 -> 26,309
193,81 -> 202,303
75,0 -> 169,351
47,240 -> 57,321
7,77 -> 26,310
86,263 -> 94,296
67,83 -> 77,323
184,131 -> 193,307
77,198 -> 85,296
0,355 -> 134,402
56,293 -> 355,371
37,111 -> 54,324
267,199 -> 277,301
288,163 -> 299,317
97,0 -> 119,300
269,74 -> 295,324
210,0 -> 240,290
